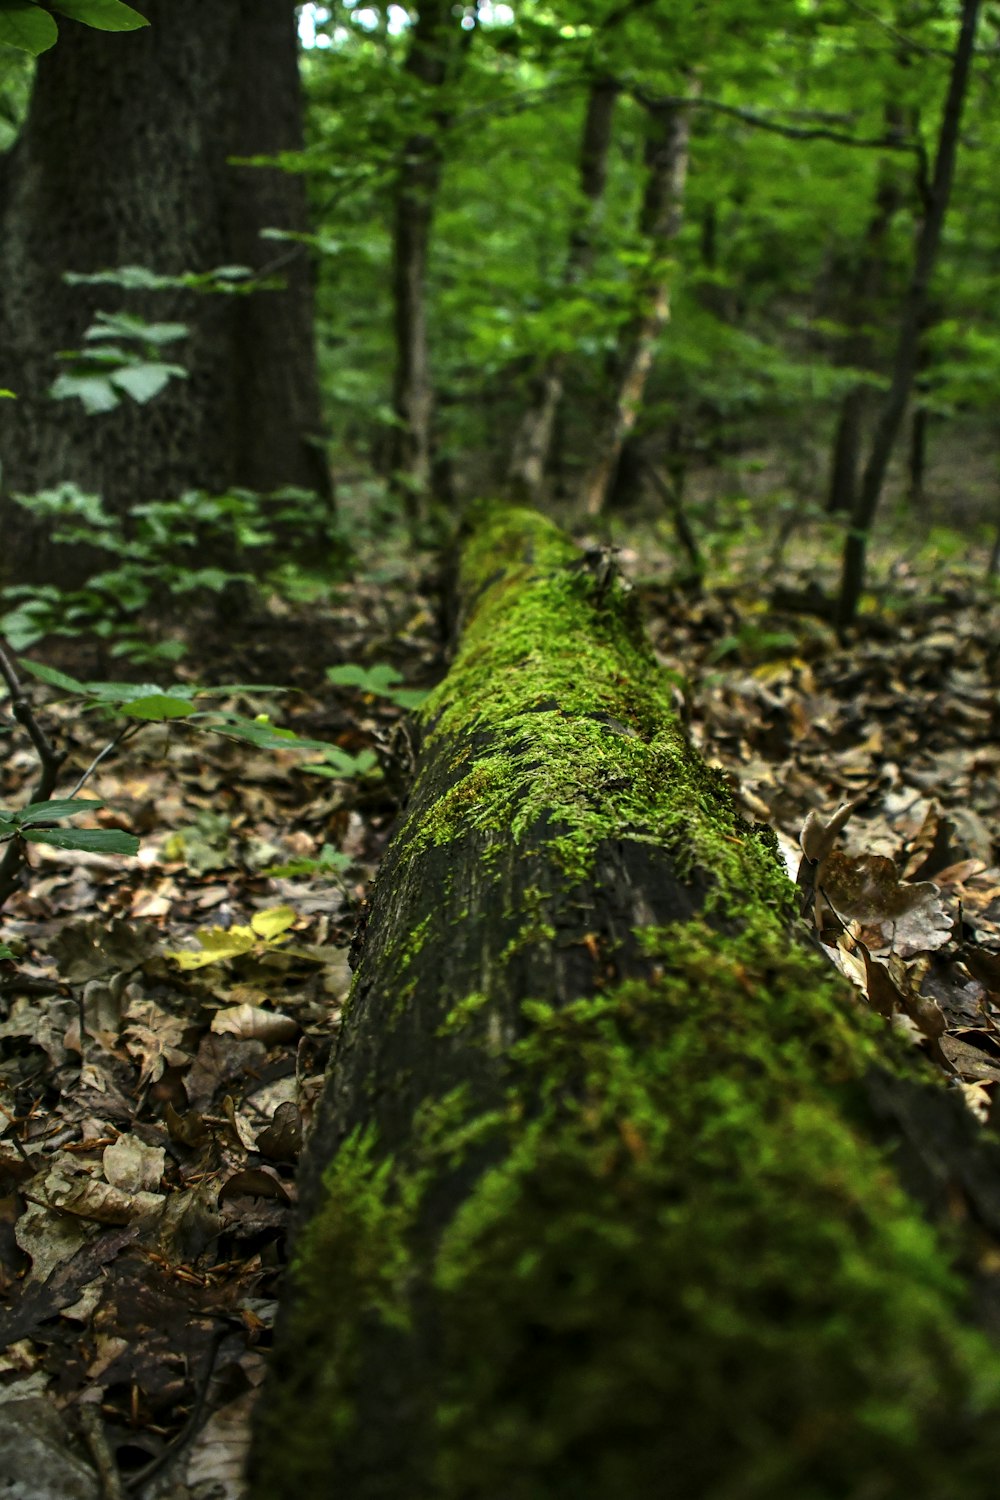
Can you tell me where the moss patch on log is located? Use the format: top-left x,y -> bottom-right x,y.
252,505 -> 1000,1500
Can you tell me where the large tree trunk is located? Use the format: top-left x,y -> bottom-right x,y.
583,89 -> 695,517
835,0 -> 981,630
506,76 -> 620,499
251,503 -> 1000,1500
0,0 -> 329,585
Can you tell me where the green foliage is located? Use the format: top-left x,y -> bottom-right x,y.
0,0 -> 146,55
0,795 -> 139,855
300,745 -> 380,780
0,483 -> 343,661
63,262 -> 282,295
326,661 -> 429,710
50,310 -> 188,415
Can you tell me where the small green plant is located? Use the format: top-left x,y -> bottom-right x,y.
0,796 -> 138,856
327,661 -> 428,710
263,844 -> 355,880
0,644 -> 373,952
0,482 -> 343,662
50,310 -> 189,415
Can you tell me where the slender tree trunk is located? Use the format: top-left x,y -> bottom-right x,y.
252,503 -> 1000,1500
388,1 -> 471,517
827,385 -> 867,517
0,0 -> 329,586
826,113 -> 909,516
583,90 -> 695,517
506,77 -> 620,498
836,0 -> 981,630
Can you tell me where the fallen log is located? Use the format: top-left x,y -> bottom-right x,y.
251,505 -> 1000,1500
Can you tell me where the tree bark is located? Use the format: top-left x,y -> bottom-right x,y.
0,0 -> 329,586
583,91 -> 695,517
835,0 -> 981,630
826,128 -> 909,516
251,503 -> 1000,1500
388,1 -> 471,517
506,76 -> 620,499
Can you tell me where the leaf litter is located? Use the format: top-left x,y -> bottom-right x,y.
0,556 -> 441,1495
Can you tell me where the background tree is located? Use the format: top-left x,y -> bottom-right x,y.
0,0 -> 330,584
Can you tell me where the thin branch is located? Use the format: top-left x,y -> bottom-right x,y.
632,86 -> 931,200
0,640 -> 65,910
843,0 -> 995,59
64,721 -> 144,800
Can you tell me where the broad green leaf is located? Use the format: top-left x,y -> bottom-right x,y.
301,747 -> 379,779
0,944 -> 15,962
50,372 -> 119,414
18,797 -> 105,825
251,906 -> 297,941
109,362 -> 186,404
327,661 -> 403,694
49,0 -> 148,31
390,687 -> 429,710
0,389 -> 16,399
121,693 -> 199,721
0,818 -> 16,839
197,715 -> 331,752
0,2 -> 58,55
24,827 -> 140,855
21,660 -> 91,694
86,313 -> 187,344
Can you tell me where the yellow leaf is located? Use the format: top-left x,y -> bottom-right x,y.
251,906 -> 297,941
168,925 -> 257,969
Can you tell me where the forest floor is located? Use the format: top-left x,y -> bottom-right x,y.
0,511 -> 998,1499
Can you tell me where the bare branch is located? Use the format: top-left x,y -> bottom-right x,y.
0,641 -> 66,910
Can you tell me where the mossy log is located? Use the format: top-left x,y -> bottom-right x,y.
252,505 -> 1000,1500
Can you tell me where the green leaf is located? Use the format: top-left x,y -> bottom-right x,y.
86,313 -> 187,344
0,389 -> 16,399
121,693 -> 199,721
0,944 -> 15,962
301,747 -> 379,779
109,363 -> 185,405
0,818 -> 16,839
50,372 -> 120,414
0,2 -> 58,55
24,827 -> 139,855
109,362 -> 186,404
197,715 -> 332,752
18,797 -> 106,825
49,0 -> 148,31
21,660 -> 91,694
327,661 -> 403,695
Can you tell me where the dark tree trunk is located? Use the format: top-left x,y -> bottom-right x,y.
251,503 -> 1000,1500
583,89 -> 695,516
388,1 -> 471,517
827,384 -> 866,516
0,0 -> 329,586
836,0 -> 981,630
506,76 -> 620,499
825,111 -> 909,517
909,402 -> 929,510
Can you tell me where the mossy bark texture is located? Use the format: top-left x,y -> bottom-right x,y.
251,505 -> 1000,1500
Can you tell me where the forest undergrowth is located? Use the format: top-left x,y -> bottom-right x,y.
0,508 -> 997,1498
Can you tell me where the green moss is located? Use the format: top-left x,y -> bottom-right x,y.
255,506 -> 1000,1498
436,991 -> 491,1037
261,912 -> 1000,1499
409,506 -> 787,903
